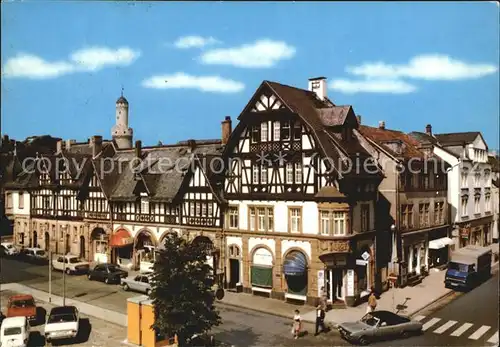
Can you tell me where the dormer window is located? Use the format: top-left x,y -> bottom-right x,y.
141,198 -> 149,214
251,125 -> 260,143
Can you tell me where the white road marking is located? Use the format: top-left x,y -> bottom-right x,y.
450,322 -> 473,336
468,325 -> 491,340
433,320 -> 457,334
422,318 -> 441,331
486,330 -> 499,344
413,315 -> 426,322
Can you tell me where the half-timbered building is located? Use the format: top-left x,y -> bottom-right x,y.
222,77 -> 383,307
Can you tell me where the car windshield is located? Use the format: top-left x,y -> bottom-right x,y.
108,265 -> 120,272
361,314 -> 380,327
448,262 -> 469,272
47,313 -> 76,324
69,257 -> 81,263
10,299 -> 35,308
6,244 -> 13,249
3,327 -> 22,336
37,251 -> 46,256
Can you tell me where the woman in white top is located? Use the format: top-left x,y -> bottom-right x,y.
292,309 -> 302,339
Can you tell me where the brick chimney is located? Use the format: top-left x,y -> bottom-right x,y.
378,121 -> 385,130
90,135 -> 103,158
356,115 -> 362,125
308,77 -> 327,101
187,139 -> 196,153
135,140 -> 142,158
221,116 -> 232,145
425,124 -> 432,136
56,140 -> 64,153
66,139 -> 75,151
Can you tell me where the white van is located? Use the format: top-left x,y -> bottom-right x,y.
0,316 -> 30,347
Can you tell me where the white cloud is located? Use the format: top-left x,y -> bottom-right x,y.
347,54 -> 498,81
2,54 -> 74,79
2,46 -> 140,79
141,72 -> 244,93
199,39 -> 296,68
173,36 -> 221,49
70,47 -> 140,71
330,79 -> 417,94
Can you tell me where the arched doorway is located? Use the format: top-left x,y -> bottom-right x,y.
110,228 -> 133,269
134,230 -> 156,272
79,236 -> 86,259
251,247 -> 273,292
65,234 -> 71,255
91,228 -> 108,263
283,250 -> 308,298
33,230 -> 38,248
44,232 -> 49,251
228,244 -> 242,289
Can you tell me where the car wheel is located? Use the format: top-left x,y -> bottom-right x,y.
105,277 -> 110,284
88,274 -> 93,280
146,289 -> 151,296
65,268 -> 71,275
358,336 -> 369,345
123,283 -> 129,291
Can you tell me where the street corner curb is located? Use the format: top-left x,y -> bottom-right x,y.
408,290 -> 455,318
215,301 -> 316,324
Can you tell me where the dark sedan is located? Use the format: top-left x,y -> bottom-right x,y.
87,263 -> 128,284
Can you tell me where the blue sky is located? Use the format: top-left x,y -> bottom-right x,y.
2,1 -> 499,150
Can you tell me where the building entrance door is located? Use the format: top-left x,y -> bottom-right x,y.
326,269 -> 345,302
229,258 -> 240,288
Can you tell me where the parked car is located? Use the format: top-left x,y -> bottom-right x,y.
0,310 -> 5,326
19,247 -> 48,264
6,294 -> 37,324
337,310 -> 423,345
0,316 -> 30,347
88,263 -> 128,284
0,242 -> 19,256
44,306 -> 79,343
52,254 -> 90,275
121,274 -> 152,295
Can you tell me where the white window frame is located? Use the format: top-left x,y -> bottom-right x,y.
294,162 -> 302,183
333,212 -> 346,236
286,163 -> 293,184
258,207 -> 266,231
461,171 -> 468,187
252,165 -> 259,185
290,208 -> 301,233
282,121 -> 291,140
266,207 -> 274,231
320,211 -> 331,236
485,195 -> 491,212
474,196 -> 481,214
249,207 -> 256,231
261,122 -> 268,142
273,121 -> 280,141
260,165 -> 268,184
141,199 -> 149,214
461,197 -> 468,216
228,206 -> 238,229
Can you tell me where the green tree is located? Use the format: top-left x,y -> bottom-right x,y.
150,232 -> 221,345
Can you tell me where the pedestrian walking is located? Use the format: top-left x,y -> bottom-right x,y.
319,286 -> 328,310
366,287 -> 377,314
292,309 -> 302,339
314,305 -> 326,336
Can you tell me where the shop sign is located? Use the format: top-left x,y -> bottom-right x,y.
361,251 -> 370,261
323,254 -> 347,268
346,269 -> 354,297
356,259 -> 368,266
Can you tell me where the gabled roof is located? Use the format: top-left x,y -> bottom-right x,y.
235,80 -> 381,179
408,131 -> 439,145
104,141 -> 224,203
359,125 -> 425,159
434,132 -> 482,146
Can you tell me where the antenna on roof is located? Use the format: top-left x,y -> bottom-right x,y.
121,85 -> 124,97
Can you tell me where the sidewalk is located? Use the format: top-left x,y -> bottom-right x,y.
221,260 -> 500,325
1,282 -> 128,327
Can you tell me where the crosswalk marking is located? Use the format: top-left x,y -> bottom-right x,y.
487,330 -> 499,344
468,325 -> 491,340
433,320 -> 457,334
450,322 -> 473,337
422,318 -> 441,331
413,315 -> 426,322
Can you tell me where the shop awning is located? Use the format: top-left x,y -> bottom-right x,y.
429,237 -> 454,250
283,252 -> 307,276
109,229 -> 133,248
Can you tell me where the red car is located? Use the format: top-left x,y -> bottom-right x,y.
7,294 -> 37,324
